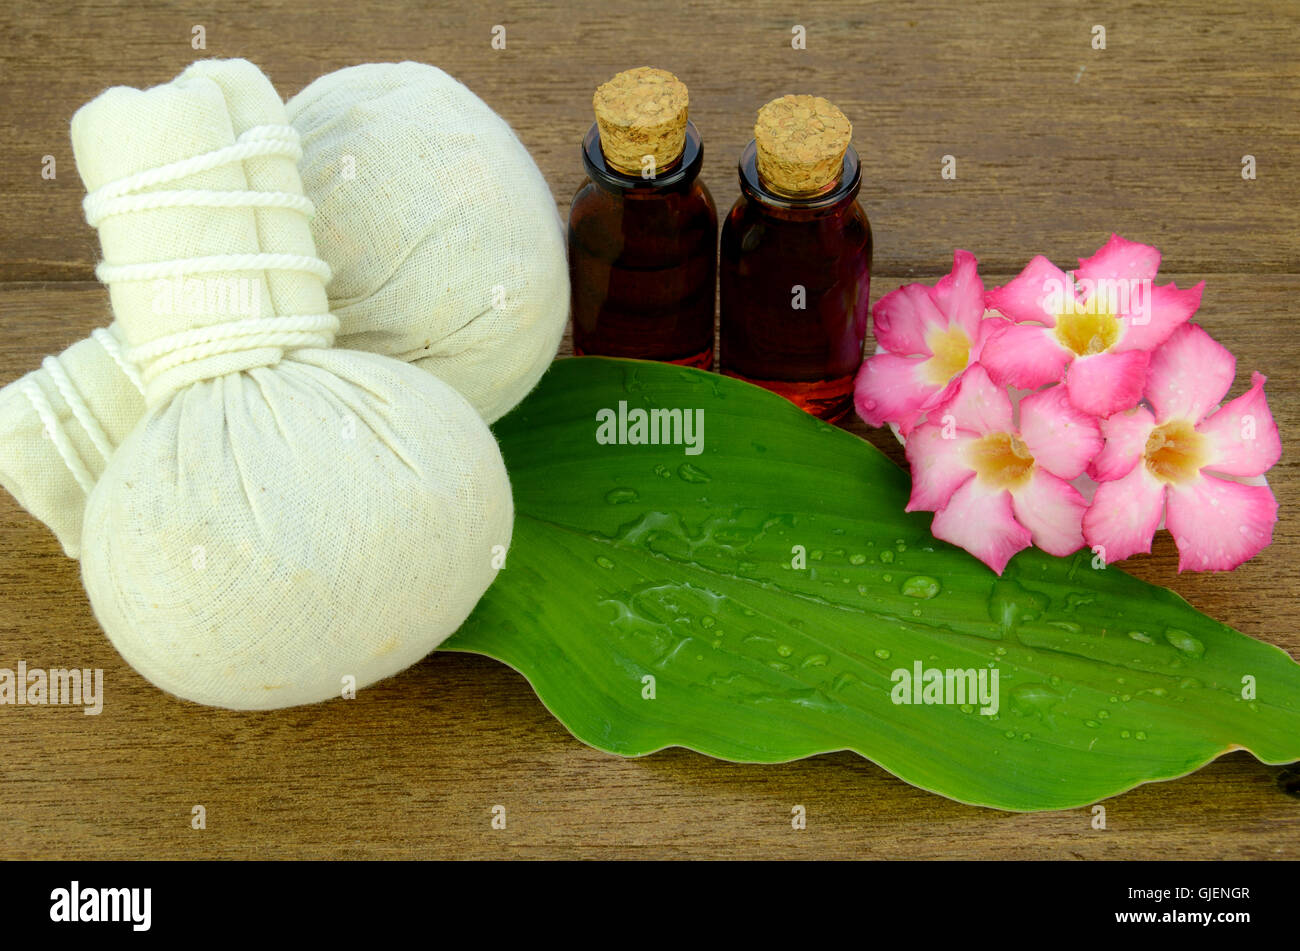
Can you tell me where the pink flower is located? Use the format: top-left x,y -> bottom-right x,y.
855,250 -> 999,435
905,364 -> 1103,574
1083,324 -> 1280,572
981,234 -> 1205,417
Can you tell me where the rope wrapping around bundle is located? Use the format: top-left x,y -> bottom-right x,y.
58,57 -> 517,709
90,326 -> 146,395
129,313 -> 340,381
21,376 -> 97,497
81,124 -> 306,225
84,122 -> 337,405
12,327 -> 143,504
95,252 -> 332,285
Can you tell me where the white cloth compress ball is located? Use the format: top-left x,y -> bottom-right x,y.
72,59 -> 513,709
0,59 -> 564,559
289,61 -> 567,425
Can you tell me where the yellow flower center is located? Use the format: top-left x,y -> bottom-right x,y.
922,326 -> 971,386
1144,420 -> 1209,485
966,432 -> 1035,490
1055,309 -> 1120,356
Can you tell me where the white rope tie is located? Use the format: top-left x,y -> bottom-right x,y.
21,331 -> 146,495
82,125 -> 302,218
95,252 -> 332,285
25,316 -> 334,491
83,123 -> 337,396
21,381 -> 96,497
87,188 -> 316,225
91,326 -> 146,395
129,314 -> 340,381
41,354 -> 115,464
85,123 -> 330,285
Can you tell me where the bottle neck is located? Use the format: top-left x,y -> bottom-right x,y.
582,120 -> 704,195
738,139 -> 862,216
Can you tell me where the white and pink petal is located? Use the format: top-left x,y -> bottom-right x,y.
930,478 -> 1032,575
929,249 -> 986,342
1196,372 -> 1281,478
1165,475 -> 1277,572
1075,233 -> 1161,286
1144,323 -> 1235,425
984,255 -> 1069,326
1114,281 -> 1204,354
979,321 -> 1073,390
933,363 -> 1014,436
1018,384 -> 1104,481
1064,348 -> 1150,418
871,282 -> 950,356
1082,462 -> 1167,565
904,424 -> 978,513
853,352 -> 942,429
1010,469 -> 1088,557
1089,405 -> 1157,482
970,312 -> 1008,363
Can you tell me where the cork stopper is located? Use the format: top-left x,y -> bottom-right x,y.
753,95 -> 853,197
593,67 -> 689,175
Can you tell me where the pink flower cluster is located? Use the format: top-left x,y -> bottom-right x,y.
854,236 -> 1280,575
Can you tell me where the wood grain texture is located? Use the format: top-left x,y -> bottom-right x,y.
0,0 -> 1297,859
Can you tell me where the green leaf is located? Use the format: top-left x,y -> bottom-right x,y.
446,357 -> 1300,811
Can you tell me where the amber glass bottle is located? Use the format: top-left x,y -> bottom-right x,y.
719,95 -> 872,421
568,67 -> 718,368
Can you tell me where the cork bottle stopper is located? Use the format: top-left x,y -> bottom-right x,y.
593,67 -> 690,175
753,95 -> 853,197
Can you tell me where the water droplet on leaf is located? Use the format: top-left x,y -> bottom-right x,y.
901,575 -> 940,599
1164,628 -> 1204,657
677,463 -> 711,484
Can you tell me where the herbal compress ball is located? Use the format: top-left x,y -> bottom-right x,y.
0,59 -> 564,558
289,61 -> 568,424
72,59 -> 513,709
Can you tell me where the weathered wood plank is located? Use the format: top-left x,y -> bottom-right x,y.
0,0 -> 1296,859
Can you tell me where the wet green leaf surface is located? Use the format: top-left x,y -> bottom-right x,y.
448,357 -> 1300,811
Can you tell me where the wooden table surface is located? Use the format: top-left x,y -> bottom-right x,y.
1,0 -> 1297,859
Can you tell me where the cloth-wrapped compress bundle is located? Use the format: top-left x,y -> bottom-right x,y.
0,59 -> 565,557
68,59 -> 513,709
290,61 -> 567,424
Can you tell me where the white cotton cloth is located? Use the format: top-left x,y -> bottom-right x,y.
0,59 -> 563,558
70,58 -> 513,709
0,327 -> 146,554
289,61 -> 568,424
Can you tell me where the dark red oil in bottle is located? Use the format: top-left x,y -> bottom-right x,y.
568,122 -> 718,368
719,141 -> 872,421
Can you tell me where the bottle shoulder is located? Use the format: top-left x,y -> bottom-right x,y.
724,191 -> 865,228
721,191 -> 871,261
570,176 -> 717,230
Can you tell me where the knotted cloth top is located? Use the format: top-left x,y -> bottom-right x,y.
72,61 -> 337,407
66,59 -> 517,710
